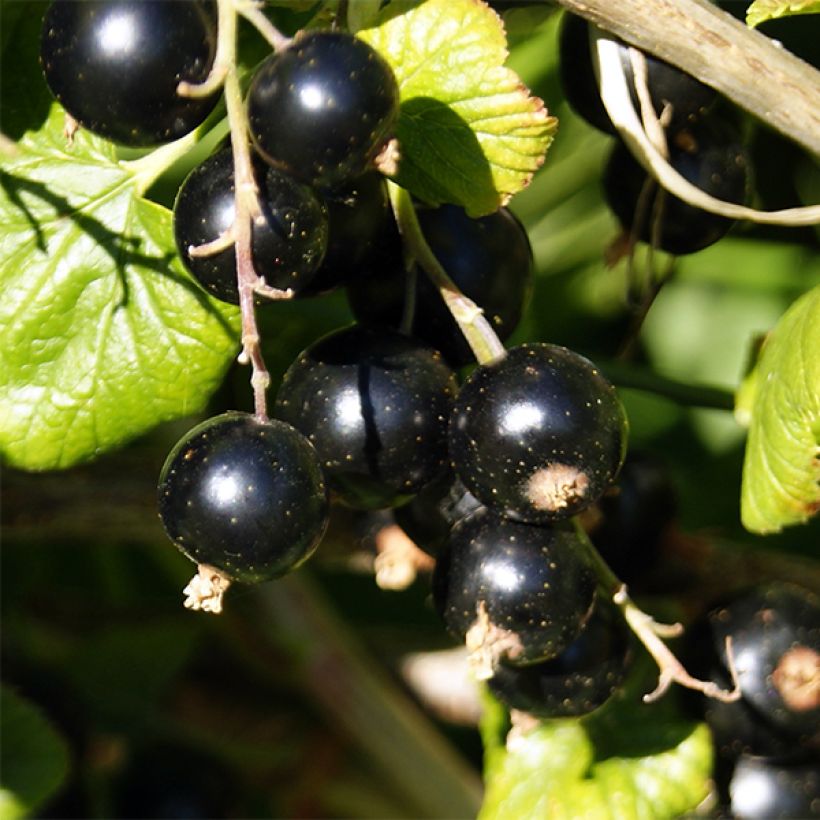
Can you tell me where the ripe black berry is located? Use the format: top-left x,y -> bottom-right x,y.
274,326 -> 458,510
703,584 -> 820,745
729,754 -> 820,819
347,204 -> 533,367
558,13 -> 716,135
41,0 -> 220,146
487,602 -> 633,718
298,172 -> 401,297
449,344 -> 628,523
587,451 -> 677,584
432,508 -> 597,676
603,125 -> 750,255
393,470 -> 483,557
157,412 -> 329,583
247,30 -> 400,190
173,149 -> 328,304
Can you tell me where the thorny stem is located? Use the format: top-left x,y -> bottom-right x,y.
387,182 -> 507,367
574,520 -> 742,703
592,29 -> 820,227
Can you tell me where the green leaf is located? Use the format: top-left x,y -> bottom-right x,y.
358,0 -> 557,217
0,131 -> 240,470
746,0 -> 820,27
479,688 -> 713,820
0,686 -> 70,820
737,286 -> 820,533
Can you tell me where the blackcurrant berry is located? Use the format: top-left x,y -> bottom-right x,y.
41,0 -> 220,146
297,172 -> 401,297
247,30 -> 400,191
487,601 -> 633,719
449,344 -> 628,524
274,326 -> 458,510
558,13 -> 716,135
587,451 -> 677,585
603,125 -> 750,255
173,149 -> 329,304
729,754 -> 820,819
393,470 -> 483,557
157,412 -> 329,583
704,584 -> 820,746
432,508 -> 598,676
347,204 -> 533,367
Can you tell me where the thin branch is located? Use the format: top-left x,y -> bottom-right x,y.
387,182 -> 507,366
553,0 -> 820,158
592,29 -> 820,226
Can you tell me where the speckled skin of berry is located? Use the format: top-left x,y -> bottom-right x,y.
449,344 -> 628,524
41,0 -> 220,146
487,602 -> 633,718
247,30 -> 399,191
274,326 -> 458,510
705,584 -> 820,744
157,413 -> 329,583
432,508 -> 598,672
174,149 -> 328,303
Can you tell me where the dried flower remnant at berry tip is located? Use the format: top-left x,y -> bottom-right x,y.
466,601 -> 526,680
772,645 -> 820,713
525,462 -> 591,514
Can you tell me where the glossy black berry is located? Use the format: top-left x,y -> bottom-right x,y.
248,30 -> 400,190
603,125 -> 750,255
348,204 -> 533,367
729,755 -> 820,819
587,451 -> 677,584
41,0 -> 220,146
298,172 -> 400,297
449,344 -> 628,524
157,412 -> 329,583
173,149 -> 328,304
274,326 -> 458,510
558,13 -> 716,135
432,508 -> 597,676
393,470 -> 483,557
703,584 -> 820,746
487,602 -> 633,718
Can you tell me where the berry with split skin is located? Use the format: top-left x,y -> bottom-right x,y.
173,149 -> 328,304
247,30 -> 400,191
41,0 -> 220,146
449,343 -> 628,524
432,507 -> 598,678
274,326 -> 458,510
157,412 -> 329,584
487,601 -> 633,719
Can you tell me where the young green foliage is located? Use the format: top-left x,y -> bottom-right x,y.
0,686 -> 70,820
479,685 -> 713,820
746,0 -> 820,27
736,285 -> 820,533
0,6 -> 239,470
357,0 -> 556,217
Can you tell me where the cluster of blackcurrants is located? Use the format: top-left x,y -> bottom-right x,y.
685,583 -> 820,818
39,0 -> 641,717
559,13 -> 751,256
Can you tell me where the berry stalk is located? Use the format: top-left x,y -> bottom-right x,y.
388,182 -> 507,366
572,519 -> 742,703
